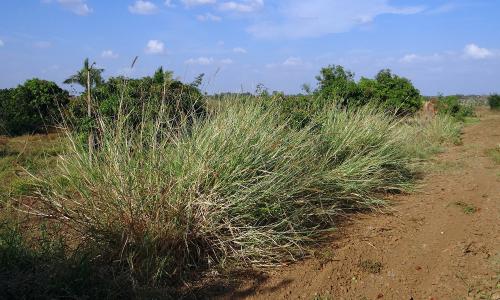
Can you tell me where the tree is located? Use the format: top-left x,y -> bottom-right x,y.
190,73 -> 205,89
153,66 -> 174,85
358,69 -> 422,115
315,65 -> 362,107
489,94 -> 500,110
63,58 -> 104,90
0,79 -> 69,135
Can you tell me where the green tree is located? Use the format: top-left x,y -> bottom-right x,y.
488,94 -> 500,110
359,69 -> 422,115
315,65 -> 362,107
63,58 -> 104,90
0,79 -> 69,135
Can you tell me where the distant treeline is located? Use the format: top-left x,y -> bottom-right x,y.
1,59 -> 495,136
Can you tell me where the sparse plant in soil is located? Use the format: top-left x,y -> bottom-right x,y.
453,201 -> 478,214
359,259 -> 383,274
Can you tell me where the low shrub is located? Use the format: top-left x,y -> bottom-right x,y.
358,69 -> 422,116
436,95 -> 474,121
488,94 -> 500,110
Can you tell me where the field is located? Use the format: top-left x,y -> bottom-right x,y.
2,90 -> 499,299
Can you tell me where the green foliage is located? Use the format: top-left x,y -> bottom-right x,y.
315,65 -> 362,107
436,95 -> 474,121
67,68 -> 206,133
488,94 -> 500,110
358,69 -> 422,115
0,79 -> 69,136
400,114 -> 463,159
34,98 -> 435,287
485,146 -> 500,164
314,66 -> 422,115
63,58 -> 104,89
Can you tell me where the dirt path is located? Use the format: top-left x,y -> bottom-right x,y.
224,110 -> 500,300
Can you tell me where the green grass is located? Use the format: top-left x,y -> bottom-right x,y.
453,201 -> 478,215
485,146 -> 500,164
400,113 -> 463,159
0,96 -> 465,296
0,134 -> 63,203
0,214 -> 133,299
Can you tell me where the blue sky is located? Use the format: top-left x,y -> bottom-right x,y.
0,0 -> 499,95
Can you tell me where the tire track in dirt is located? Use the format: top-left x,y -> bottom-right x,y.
224,109 -> 500,300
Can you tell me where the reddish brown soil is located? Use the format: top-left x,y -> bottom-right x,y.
221,110 -> 500,300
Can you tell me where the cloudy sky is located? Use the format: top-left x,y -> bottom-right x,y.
0,0 -> 499,95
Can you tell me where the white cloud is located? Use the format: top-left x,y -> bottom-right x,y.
185,57 -> 215,65
56,0 -> 92,15
0,40 -> 4,47
463,44 -> 493,60
185,57 -> 233,65
182,0 -> 216,7
129,0 -> 158,14
400,53 -> 442,63
248,0 -> 424,38
197,13 -> 222,22
145,40 -> 165,54
101,50 -> 119,59
267,56 -> 311,68
233,47 -> 247,53
164,0 -> 175,7
282,57 -> 304,66
34,41 -> 52,49
219,0 -> 263,13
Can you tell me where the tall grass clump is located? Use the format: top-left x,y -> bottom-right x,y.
401,114 -> 462,159
313,105 -> 414,200
32,97 -> 430,288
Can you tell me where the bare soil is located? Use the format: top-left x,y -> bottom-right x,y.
217,109 -> 500,300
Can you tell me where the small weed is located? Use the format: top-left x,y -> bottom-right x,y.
312,248 -> 336,264
359,259 -> 383,274
454,201 -> 478,215
485,146 -> 500,164
463,117 -> 480,125
312,294 -> 332,300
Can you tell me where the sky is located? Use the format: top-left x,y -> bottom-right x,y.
0,0 -> 499,95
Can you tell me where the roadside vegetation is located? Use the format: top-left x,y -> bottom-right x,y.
488,94 -> 500,110
0,61 -> 475,298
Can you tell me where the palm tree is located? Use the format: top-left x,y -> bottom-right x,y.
64,58 -> 104,90
64,58 -> 103,159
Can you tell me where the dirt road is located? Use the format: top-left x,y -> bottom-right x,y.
224,110 -> 500,300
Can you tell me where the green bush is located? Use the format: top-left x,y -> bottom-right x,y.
436,95 -> 474,121
67,68 -> 206,133
0,79 -> 69,136
313,66 -> 422,115
315,65 -> 362,108
358,69 -> 422,115
488,94 -> 500,110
